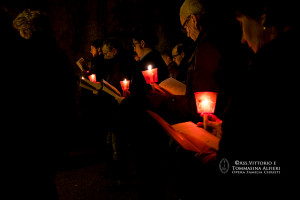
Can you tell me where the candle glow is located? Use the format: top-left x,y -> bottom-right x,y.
142,65 -> 158,84
194,92 -> 218,130
120,78 -> 130,91
194,92 -> 217,114
88,74 -> 97,83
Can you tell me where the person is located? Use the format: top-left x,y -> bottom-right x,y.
146,0 -> 247,198
213,0 -> 299,175
89,39 -> 107,81
112,28 -> 170,199
169,0 -> 225,195
90,39 -> 102,57
197,1 -> 298,184
115,28 -> 170,106
1,5 -> 25,198
132,28 -> 170,84
102,37 -> 134,93
171,43 -> 185,67
78,39 -> 106,148
161,50 -> 179,79
148,0 -> 224,124
171,43 -> 191,83
98,37 -> 136,185
12,9 -> 77,199
116,28 -> 171,110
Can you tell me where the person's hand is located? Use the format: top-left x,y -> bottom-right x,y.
115,96 -> 125,105
93,90 -> 99,95
197,114 -> 223,138
123,89 -> 131,98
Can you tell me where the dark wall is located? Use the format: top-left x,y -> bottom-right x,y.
3,0 -> 187,66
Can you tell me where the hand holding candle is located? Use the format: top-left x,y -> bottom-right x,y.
194,92 -> 217,130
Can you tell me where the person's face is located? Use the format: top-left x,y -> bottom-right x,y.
90,45 -> 98,57
172,47 -> 184,66
236,14 -> 265,53
102,44 -> 116,60
181,14 -> 200,41
132,39 -> 143,58
19,29 -> 32,39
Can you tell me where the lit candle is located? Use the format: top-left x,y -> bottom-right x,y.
88,74 -> 97,83
194,92 -> 218,130
142,65 -> 158,84
120,78 -> 130,91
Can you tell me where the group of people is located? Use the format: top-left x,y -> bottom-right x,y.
81,0 -> 298,195
1,0 -> 298,199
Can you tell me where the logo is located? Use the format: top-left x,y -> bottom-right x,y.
219,158 -> 230,174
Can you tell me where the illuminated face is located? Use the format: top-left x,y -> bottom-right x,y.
90,45 -> 98,57
19,29 -> 32,39
132,39 -> 142,58
172,47 -> 184,66
236,14 -> 265,53
102,44 -> 116,60
180,14 -> 200,41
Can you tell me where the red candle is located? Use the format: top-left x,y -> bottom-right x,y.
120,79 -> 130,91
194,92 -> 217,114
142,65 -> 158,84
88,74 -> 97,83
194,92 -> 218,130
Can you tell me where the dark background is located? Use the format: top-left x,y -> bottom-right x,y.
1,0 -> 240,68
2,0 -> 191,65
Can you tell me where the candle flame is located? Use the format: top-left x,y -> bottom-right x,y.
202,99 -> 209,106
124,79 -> 127,82
148,65 -> 152,70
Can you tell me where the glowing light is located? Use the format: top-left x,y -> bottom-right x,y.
194,92 -> 218,130
194,92 -> 217,114
88,74 -> 97,83
142,65 -> 158,84
202,99 -> 209,107
120,78 -> 130,91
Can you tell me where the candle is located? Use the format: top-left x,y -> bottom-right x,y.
194,92 -> 218,130
142,65 -> 158,84
88,74 -> 97,83
120,79 -> 130,91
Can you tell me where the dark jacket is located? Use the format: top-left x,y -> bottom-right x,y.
218,28 -> 299,165
138,50 -> 169,83
104,53 -> 133,93
166,31 -> 223,123
89,54 -> 107,81
6,30 -> 78,199
130,49 -> 169,98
